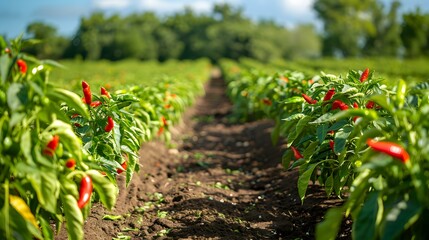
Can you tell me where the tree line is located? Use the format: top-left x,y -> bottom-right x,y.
17,1 -> 429,62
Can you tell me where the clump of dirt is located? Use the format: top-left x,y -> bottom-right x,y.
56,73 -> 351,239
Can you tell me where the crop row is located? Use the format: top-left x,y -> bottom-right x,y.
220,59 -> 429,239
0,37 -> 209,239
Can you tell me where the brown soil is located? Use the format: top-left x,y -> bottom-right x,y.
56,73 -> 352,239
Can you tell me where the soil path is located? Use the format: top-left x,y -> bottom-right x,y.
58,71 -> 351,239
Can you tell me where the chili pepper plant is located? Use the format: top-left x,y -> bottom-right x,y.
0,36 -> 117,240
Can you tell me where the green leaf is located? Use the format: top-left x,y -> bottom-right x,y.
20,130 -> 32,162
313,109 -> 378,124
298,163 -> 320,202
1,54 -> 11,84
317,124 -> 329,143
352,191 -> 379,240
283,113 -> 305,122
324,174 -> 334,196
284,96 -> 304,104
369,95 -> 394,113
39,216 -> 54,240
334,125 -> 353,154
48,120 -> 83,162
288,116 -> 313,144
345,169 -> 372,217
315,207 -> 344,240
311,112 -> 334,124
61,194 -> 84,240
40,172 -> 60,213
102,215 -> 122,221
282,149 -> 293,169
46,88 -> 90,119
7,83 -> 28,111
86,170 -> 117,210
126,153 -> 137,186
381,196 -> 422,240
303,141 -> 319,159
289,157 -> 306,170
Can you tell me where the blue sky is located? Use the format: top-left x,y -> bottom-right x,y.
1,0 -> 428,38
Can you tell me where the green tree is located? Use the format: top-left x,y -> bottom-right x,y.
24,22 -> 68,59
364,1 -> 402,57
314,0 -> 378,57
401,9 -> 429,58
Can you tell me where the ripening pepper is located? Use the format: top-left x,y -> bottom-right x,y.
77,175 -> 93,209
366,101 -> 375,109
104,116 -> 114,132
291,146 -> 304,159
157,126 -> 164,136
90,101 -> 102,108
329,140 -> 335,152
323,89 -> 335,101
353,102 -> 360,122
17,59 -> 27,74
360,68 -> 369,82
262,98 -> 272,106
332,100 -> 349,111
161,116 -> 168,126
117,161 -> 128,174
100,87 -> 111,98
302,93 -> 317,104
82,81 -> 92,105
43,135 -> 60,156
366,138 -> 410,163
65,159 -> 76,169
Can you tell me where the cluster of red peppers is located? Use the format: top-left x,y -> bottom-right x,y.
81,81 -> 114,132
291,68 -> 377,159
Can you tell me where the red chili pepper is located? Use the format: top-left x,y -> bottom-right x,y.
353,102 -> 359,109
65,159 -> 76,169
104,116 -> 114,132
366,101 -> 375,109
77,175 -> 93,209
82,81 -> 92,105
360,68 -> 370,82
262,98 -> 272,106
117,161 -> 128,174
302,94 -> 317,104
332,100 -> 349,111
43,135 -> 60,156
161,116 -> 168,126
328,130 -> 335,135
100,87 -> 111,98
291,146 -> 304,160
17,59 -> 27,74
329,140 -> 335,152
164,104 -> 171,109
323,88 -> 335,101
90,101 -> 102,108
281,76 -> 289,83
353,102 -> 360,122
157,126 -> 164,136
366,138 -> 410,163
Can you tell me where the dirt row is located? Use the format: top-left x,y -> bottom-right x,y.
57,73 -> 351,239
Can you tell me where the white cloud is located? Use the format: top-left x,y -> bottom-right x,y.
139,0 -> 220,13
92,0 -> 242,13
281,0 -> 314,14
92,0 -> 133,9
